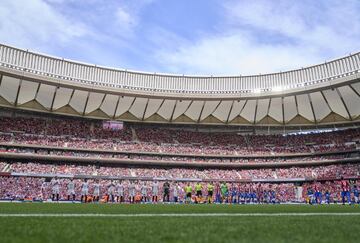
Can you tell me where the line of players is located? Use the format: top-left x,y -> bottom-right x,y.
49,178 -> 279,204
306,180 -> 359,205
49,177 -> 359,204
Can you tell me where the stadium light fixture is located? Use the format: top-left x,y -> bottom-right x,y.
272,86 -> 284,92
253,89 -> 261,94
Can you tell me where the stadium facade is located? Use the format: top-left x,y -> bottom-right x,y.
0,43 -> 359,206
0,43 -> 359,127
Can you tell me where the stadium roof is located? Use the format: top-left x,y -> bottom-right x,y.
0,43 -> 360,126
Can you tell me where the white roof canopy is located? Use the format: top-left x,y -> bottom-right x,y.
0,44 -> 359,126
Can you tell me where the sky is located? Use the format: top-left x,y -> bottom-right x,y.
0,0 -> 359,76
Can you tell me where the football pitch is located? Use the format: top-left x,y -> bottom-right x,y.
0,203 -> 359,243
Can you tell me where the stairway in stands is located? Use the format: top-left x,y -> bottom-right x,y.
129,168 -> 136,177
131,127 -> 139,142
244,135 -> 251,150
1,163 -> 11,172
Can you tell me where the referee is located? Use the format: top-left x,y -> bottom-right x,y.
163,181 -> 170,202
207,182 -> 214,204
185,183 -> 193,204
195,182 -> 203,203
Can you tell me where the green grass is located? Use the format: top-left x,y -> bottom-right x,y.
0,203 -> 359,243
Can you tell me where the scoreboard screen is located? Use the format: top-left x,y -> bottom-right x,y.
102,121 -> 124,130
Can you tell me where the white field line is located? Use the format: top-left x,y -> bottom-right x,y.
0,213 -> 360,217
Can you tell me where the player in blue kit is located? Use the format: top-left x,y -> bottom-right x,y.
314,185 -> 322,204
263,190 -> 269,204
270,190 -> 276,204
238,189 -> 244,204
318,190 -> 323,204
325,190 -> 331,204
248,190 -> 252,204
244,190 -> 249,204
250,191 -> 257,203
353,185 -> 359,204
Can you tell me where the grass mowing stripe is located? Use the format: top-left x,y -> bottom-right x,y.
1,213 -> 360,217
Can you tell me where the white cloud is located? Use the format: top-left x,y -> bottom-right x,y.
155,32 -> 321,76
0,0 -> 89,50
0,0 -> 159,70
224,0 -> 307,40
113,0 -> 156,36
1,0 -> 359,76
153,0 -> 360,75
224,0 -> 360,54
116,7 -> 132,25
115,6 -> 137,32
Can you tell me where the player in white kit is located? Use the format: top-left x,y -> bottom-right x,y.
107,180 -> 115,202
173,182 -> 180,203
116,180 -> 124,203
152,181 -> 159,203
67,178 -> 76,201
81,179 -> 89,203
141,181 -> 148,202
93,180 -> 101,202
129,180 -> 136,203
51,177 -> 60,201
41,180 -> 47,200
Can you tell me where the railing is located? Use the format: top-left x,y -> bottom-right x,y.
0,142 -> 358,159
0,43 -> 359,94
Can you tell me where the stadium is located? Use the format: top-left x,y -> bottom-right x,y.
1,1 -> 360,242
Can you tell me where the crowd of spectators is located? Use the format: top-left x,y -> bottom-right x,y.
0,146 -> 350,164
1,133 -> 356,156
0,117 -> 359,157
7,162 -> 360,180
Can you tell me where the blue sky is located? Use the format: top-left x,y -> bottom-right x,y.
1,0 -> 360,75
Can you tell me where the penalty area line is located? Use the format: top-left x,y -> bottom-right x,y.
0,213 -> 360,217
